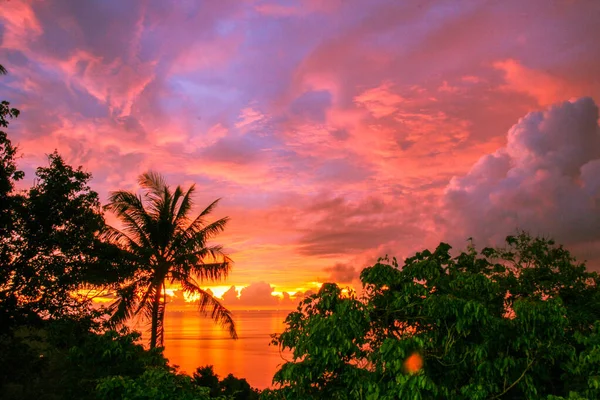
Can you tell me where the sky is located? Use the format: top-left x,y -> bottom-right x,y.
2,0 -> 600,309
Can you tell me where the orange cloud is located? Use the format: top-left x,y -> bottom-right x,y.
220,282 -> 301,310
354,82 -> 405,118
494,59 -> 580,106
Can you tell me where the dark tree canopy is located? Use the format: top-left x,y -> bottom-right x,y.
0,66 -> 23,275
266,233 -> 600,400
1,152 -> 131,320
1,65 -> 129,321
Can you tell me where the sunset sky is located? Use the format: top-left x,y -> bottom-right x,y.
2,0 -> 600,309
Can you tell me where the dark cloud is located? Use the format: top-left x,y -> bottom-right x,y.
314,158 -> 373,184
290,90 -> 332,122
329,128 -> 350,141
297,195 -> 430,257
198,134 -> 270,165
324,262 -> 358,284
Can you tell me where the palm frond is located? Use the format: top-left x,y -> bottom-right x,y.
188,245 -> 229,262
169,185 -> 185,224
138,171 -> 169,203
193,217 -> 230,240
192,260 -> 232,282
138,170 -> 168,191
137,172 -> 179,249
108,282 -> 140,325
168,258 -> 231,284
183,199 -> 223,235
0,65 -> 7,75
105,190 -> 155,249
172,217 -> 229,257
166,216 -> 229,266
180,279 -> 237,339
101,225 -> 143,252
173,184 -> 195,229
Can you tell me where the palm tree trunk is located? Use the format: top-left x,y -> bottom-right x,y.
160,284 -> 167,346
149,282 -> 163,349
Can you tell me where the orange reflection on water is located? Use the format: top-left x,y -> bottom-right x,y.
162,309 -> 292,390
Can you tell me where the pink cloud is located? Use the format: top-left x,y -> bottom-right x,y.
443,97 -> 600,264
354,82 -> 405,118
494,59 -> 582,106
4,0 -> 600,287
0,1 -> 43,50
254,4 -> 300,17
169,35 -> 241,74
235,107 -> 266,129
254,0 -> 341,17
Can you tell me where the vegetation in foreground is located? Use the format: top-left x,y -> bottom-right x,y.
264,234 -> 600,399
2,63 -> 600,399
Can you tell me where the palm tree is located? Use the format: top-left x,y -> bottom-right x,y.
103,171 -> 237,348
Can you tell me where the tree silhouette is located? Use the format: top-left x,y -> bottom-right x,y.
104,172 -> 237,348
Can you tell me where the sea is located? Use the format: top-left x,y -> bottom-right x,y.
161,309 -> 293,390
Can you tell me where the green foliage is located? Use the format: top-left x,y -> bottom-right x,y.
104,172 -> 236,348
268,283 -> 371,399
267,233 -> 600,399
193,365 -> 260,400
97,368 -> 214,400
194,366 -> 222,397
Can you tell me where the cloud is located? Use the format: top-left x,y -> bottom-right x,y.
254,0 -> 341,17
0,2 -> 43,50
290,90 -> 332,123
221,282 -> 298,309
166,287 -> 215,311
235,107 -> 266,129
324,262 -> 359,284
494,59 -> 580,106
222,286 -> 240,304
354,82 -> 404,118
443,97 -> 600,259
295,194 -> 440,262
4,0 -> 600,287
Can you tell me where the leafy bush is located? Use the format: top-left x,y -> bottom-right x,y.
267,233 -> 600,399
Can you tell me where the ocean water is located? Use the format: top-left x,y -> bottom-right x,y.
161,309 -> 293,390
